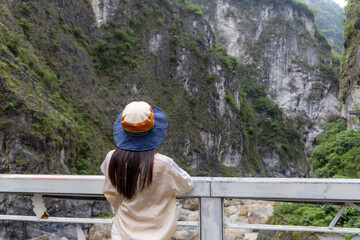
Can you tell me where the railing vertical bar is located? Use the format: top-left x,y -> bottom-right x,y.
349,202 -> 360,212
329,204 -> 346,229
200,197 -> 223,240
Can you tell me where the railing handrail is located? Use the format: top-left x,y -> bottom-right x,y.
1,174 -> 360,202
1,174 -> 360,239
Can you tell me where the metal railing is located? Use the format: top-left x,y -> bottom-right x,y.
1,175 -> 360,239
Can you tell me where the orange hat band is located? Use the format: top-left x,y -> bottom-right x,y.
121,108 -> 154,132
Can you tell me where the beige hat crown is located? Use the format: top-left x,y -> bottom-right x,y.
121,101 -> 155,136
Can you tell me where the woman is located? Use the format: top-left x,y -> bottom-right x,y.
101,101 -> 193,240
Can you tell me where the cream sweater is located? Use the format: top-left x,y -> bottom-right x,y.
101,150 -> 193,240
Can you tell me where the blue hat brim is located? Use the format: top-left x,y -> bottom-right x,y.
113,106 -> 167,151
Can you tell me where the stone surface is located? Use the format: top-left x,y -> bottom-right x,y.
339,0 -> 360,130
244,232 -> 259,240
224,228 -> 244,240
88,224 -> 112,240
341,87 -> 360,129
317,233 -> 345,240
195,0 -> 340,160
173,230 -> 190,239
29,235 -> 49,240
90,0 -> 119,26
0,0 -> 341,239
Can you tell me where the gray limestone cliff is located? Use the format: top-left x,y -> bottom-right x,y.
193,0 -> 340,154
0,0 -> 342,238
340,0 -> 360,129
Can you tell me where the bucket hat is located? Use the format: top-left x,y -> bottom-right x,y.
113,101 -> 167,151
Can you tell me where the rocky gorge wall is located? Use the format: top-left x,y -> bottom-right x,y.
0,0 -> 343,238
340,0 -> 360,129
0,0 -> 258,238
193,0 -> 340,155
0,0 -> 313,182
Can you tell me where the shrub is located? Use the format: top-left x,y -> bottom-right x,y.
73,27 -> 84,40
17,18 -> 33,35
92,27 -> 141,73
270,118 -> 360,239
344,21 -> 356,42
184,1 -> 203,16
6,39 -> 20,56
311,119 -> 360,178
20,3 -> 30,16
38,66 -> 58,88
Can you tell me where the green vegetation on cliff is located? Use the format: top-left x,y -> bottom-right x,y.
90,0 -> 305,176
339,0 -> 360,109
267,118 -> 360,239
237,66 -> 304,168
0,0 -> 310,177
0,0 -> 111,174
311,119 -> 360,178
298,0 -> 344,54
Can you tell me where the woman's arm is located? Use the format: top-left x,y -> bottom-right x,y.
101,150 -> 124,214
157,154 -> 193,195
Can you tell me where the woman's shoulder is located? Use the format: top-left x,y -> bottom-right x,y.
154,153 -> 174,165
106,149 -> 116,157
154,153 -> 187,176
100,149 -> 116,174
104,149 -> 116,163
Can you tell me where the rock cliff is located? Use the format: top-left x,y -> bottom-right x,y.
0,0 -> 341,238
193,0 -> 340,154
0,0 -> 314,180
340,0 -> 360,129
298,0 -> 344,54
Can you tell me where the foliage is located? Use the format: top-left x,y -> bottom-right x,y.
268,118 -> 360,239
268,203 -> 360,240
298,0 -> 344,54
5,37 -> 21,56
292,0 -> 315,19
339,0 -> 360,106
311,118 -> 360,178
211,43 -> 238,71
73,27 -> 85,40
225,91 -> 240,113
0,1 -> 115,175
184,1 -> 203,16
318,61 -> 339,87
92,25 -> 141,76
2,102 -> 15,111
223,64 -> 304,172
38,66 -> 58,89
257,0 -> 314,19
20,3 -> 30,17
17,18 -> 33,36
314,27 -> 331,51
344,21 -> 356,44
240,78 -> 303,164
0,0 -> 317,179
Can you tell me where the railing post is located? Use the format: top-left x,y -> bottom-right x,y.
200,197 -> 223,240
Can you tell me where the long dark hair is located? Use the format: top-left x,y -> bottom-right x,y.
108,148 -> 155,199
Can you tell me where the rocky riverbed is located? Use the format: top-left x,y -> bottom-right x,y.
27,198 -> 360,240
85,198 -> 275,240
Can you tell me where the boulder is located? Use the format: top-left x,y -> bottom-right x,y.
88,224 -> 111,240
29,235 -> 49,240
225,228 -> 244,240
172,230 -> 190,239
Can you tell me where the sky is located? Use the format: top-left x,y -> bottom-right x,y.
332,0 -> 347,8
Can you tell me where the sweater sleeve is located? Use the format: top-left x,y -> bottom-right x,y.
101,150 -> 124,214
161,155 -> 193,195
